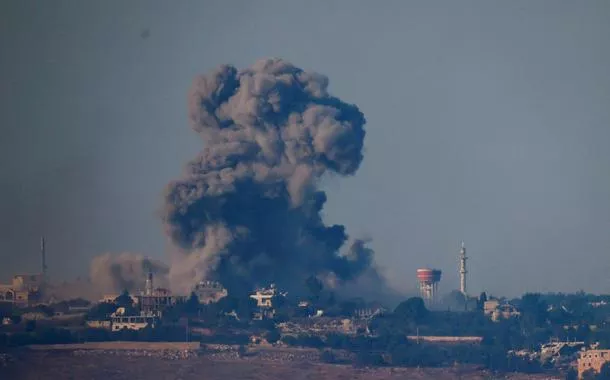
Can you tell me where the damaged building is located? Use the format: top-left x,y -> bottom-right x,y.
193,281 -> 227,304
0,274 -> 45,307
0,237 -> 48,307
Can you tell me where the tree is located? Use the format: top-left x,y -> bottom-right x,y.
338,298 -> 365,316
443,290 -> 468,311
581,369 -> 598,380
25,320 -> 36,332
67,298 -> 91,308
114,290 -> 134,309
0,302 -> 14,318
478,292 -> 488,310
217,295 -> 256,320
271,294 -> 287,310
564,367 -> 578,380
519,293 -> 548,330
86,302 -> 117,320
305,275 -> 323,301
184,292 -> 200,315
598,361 -> 610,380
353,350 -> 384,367
394,297 -> 428,323
320,350 -> 336,363
265,329 -> 281,344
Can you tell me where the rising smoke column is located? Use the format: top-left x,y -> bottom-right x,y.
163,58 -> 378,296
90,252 -> 169,295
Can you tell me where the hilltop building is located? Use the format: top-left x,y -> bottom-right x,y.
0,274 -> 44,306
137,287 -> 179,315
484,299 -> 520,322
0,236 -> 48,306
135,272 -> 183,314
99,294 -> 139,305
578,349 -> 610,378
193,280 -> 227,304
250,284 -> 286,308
250,284 -> 287,319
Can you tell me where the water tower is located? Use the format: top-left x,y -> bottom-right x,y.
416,268 -> 442,306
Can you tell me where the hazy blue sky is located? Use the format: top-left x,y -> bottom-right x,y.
1,1 -> 610,297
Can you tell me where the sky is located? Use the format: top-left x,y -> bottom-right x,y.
1,0 -> 610,298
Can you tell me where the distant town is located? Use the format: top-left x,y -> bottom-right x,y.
1,239 -> 609,379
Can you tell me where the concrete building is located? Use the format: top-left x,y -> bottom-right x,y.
483,299 -> 500,315
354,307 -> 386,320
0,274 -> 44,306
406,335 -> 483,344
193,281 -> 227,304
108,307 -> 160,331
137,287 -> 181,315
0,236 -> 48,307
250,284 -> 286,308
484,299 -> 520,322
578,349 -> 610,378
250,284 -> 287,319
135,272 -> 184,314
99,294 -> 139,305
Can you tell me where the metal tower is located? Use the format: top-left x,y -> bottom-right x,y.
459,241 -> 467,295
41,235 -> 48,277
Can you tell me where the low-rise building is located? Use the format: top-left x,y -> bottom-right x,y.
86,320 -> 112,329
193,281 -> 227,304
11,274 -> 44,291
250,284 -> 286,308
250,284 -> 287,320
578,349 -> 610,378
406,335 -> 483,344
590,300 -> 608,308
483,299 -> 520,322
540,341 -> 585,360
0,273 -> 45,307
354,307 -> 386,320
108,307 -> 160,332
99,294 -> 139,305
136,287 -> 183,315
278,317 -> 367,337
110,314 -> 159,332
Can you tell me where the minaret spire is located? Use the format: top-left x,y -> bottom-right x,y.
459,241 -> 468,296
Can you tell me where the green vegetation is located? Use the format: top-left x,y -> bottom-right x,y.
2,288 -> 610,377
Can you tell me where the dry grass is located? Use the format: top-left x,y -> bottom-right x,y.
0,350 -> 561,380
27,341 -> 200,351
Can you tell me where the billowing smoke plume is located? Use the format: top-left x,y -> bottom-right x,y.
89,252 -> 169,295
162,58 -> 382,296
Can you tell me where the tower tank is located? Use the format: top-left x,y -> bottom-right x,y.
417,268 -> 442,306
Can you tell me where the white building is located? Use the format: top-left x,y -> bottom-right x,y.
249,284 -> 286,308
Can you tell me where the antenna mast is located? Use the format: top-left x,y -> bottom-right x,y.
41,235 -> 48,278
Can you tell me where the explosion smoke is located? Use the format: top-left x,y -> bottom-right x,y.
90,252 -> 169,295
162,58 -> 381,296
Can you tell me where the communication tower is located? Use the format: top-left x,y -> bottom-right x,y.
41,236 -> 47,278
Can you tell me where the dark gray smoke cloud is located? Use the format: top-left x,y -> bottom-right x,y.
162,58 -> 383,296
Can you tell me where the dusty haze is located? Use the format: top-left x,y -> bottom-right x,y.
2,2 -> 610,298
